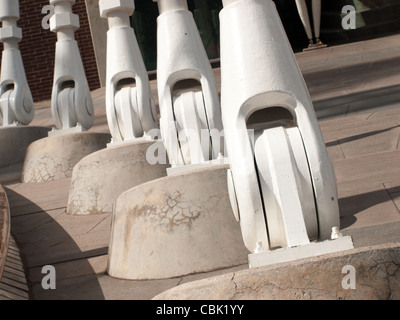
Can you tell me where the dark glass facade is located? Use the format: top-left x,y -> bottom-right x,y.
131,0 -> 400,71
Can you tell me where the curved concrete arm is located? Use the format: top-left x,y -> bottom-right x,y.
49,0 -> 94,131
220,0 -> 339,253
100,0 -> 157,142
155,0 -> 223,166
0,0 -> 34,126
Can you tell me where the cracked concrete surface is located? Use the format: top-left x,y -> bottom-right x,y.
21,132 -> 111,183
22,154 -> 73,183
143,191 -> 211,231
67,140 -> 168,216
107,165 -> 249,280
153,243 -> 400,300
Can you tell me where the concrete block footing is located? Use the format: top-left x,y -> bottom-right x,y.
153,242 -> 400,300
21,132 -> 111,183
67,140 -> 169,216
107,164 -> 249,280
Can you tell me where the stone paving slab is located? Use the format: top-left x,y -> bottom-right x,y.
297,35 -> 400,116
334,151 -> 400,185
320,107 -> 400,143
5,179 -> 71,216
342,222 -> 400,249
15,225 -> 109,270
28,255 -> 108,284
0,163 -> 25,185
338,181 -> 400,231
295,34 -> 400,74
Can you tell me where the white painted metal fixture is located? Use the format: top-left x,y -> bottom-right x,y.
49,0 -> 94,132
220,0 -> 342,256
154,0 -> 223,167
100,0 -> 158,143
0,0 -> 34,127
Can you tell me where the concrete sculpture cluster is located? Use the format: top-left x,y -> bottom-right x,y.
0,0 -> 353,280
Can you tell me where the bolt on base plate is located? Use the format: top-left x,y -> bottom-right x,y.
248,236 -> 354,269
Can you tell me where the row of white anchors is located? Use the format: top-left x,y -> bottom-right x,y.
0,0 -> 94,132
101,0 -> 341,255
0,0 -> 342,256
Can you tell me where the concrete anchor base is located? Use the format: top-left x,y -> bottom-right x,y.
67,140 -> 169,216
153,242 -> 400,300
107,164 -> 249,280
0,126 -> 51,183
249,236 -> 354,268
21,132 -> 111,183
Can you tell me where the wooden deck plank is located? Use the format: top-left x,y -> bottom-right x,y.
0,235 -> 29,300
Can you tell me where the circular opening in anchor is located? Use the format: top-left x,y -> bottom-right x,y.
246,107 -> 295,132
60,80 -> 75,90
172,79 -> 202,97
116,78 -> 136,91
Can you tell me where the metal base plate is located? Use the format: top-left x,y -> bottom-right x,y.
48,124 -> 85,137
166,157 -> 228,176
248,236 -> 354,268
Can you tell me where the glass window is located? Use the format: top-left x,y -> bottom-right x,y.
130,0 -> 400,71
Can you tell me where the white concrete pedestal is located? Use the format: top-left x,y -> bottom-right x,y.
67,140 -> 169,216
21,132 -> 111,183
107,164 -> 249,280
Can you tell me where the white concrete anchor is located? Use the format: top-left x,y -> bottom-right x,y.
0,0 -> 34,127
100,0 -> 158,143
49,0 -> 94,132
220,0 -> 340,254
154,0 -> 223,166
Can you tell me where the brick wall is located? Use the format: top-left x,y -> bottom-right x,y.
1,0 -> 100,103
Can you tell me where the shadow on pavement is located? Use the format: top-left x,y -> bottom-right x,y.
339,187 -> 398,229
4,187 -> 106,300
326,125 -> 400,149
